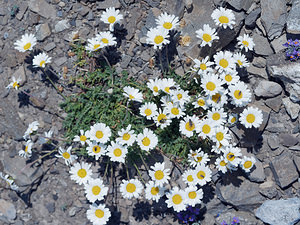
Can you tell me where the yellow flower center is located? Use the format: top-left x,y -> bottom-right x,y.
154,170 -> 164,180
197,171 -> 206,179
219,59 -> 229,68
77,169 -> 87,178
102,38 -> 109,44
244,161 -> 252,169
202,124 -> 211,134
171,108 -> 179,115
13,82 -> 20,89
153,86 -> 159,92
151,187 -> 159,195
188,191 -> 197,199
62,152 -> 70,159
216,132 -> 224,141
225,74 -> 232,82
242,40 -> 249,47
163,22 -> 173,29
92,185 -> 101,195
126,183 -> 136,193
113,148 -> 122,157
212,93 -> 221,103
144,108 -> 152,116
206,81 -> 216,91
23,42 -> 31,50
187,175 -> 194,182
172,194 -> 182,205
237,60 -> 243,66
93,44 -> 100,50
158,114 -> 167,123
220,160 -> 227,167
95,131 -> 104,139
227,153 -> 235,161
177,93 -> 182,100
164,87 -> 170,93
108,16 -> 116,24
154,35 -> 164,45
95,209 -> 104,218
219,16 -> 229,24
200,63 -> 207,70
185,121 -> 195,131
212,112 -> 220,121
25,146 -> 29,153
129,94 -> 135,99
202,33 -> 212,42
196,156 -> 202,162
39,60 -> 46,67
123,133 -> 130,141
197,99 -> 205,106
231,117 -> 236,123
93,146 -> 101,153
246,114 -> 255,123
234,90 -> 243,99
142,137 -> 150,146
80,135 -> 87,142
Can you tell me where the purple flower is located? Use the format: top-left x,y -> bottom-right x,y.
231,216 -> 240,224
293,39 -> 300,47
283,39 -> 294,47
221,221 -> 229,225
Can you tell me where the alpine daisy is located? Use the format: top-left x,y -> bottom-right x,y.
237,34 -> 255,52
240,156 -> 256,172
123,86 -> 143,103
198,119 -> 216,139
192,57 -> 214,76
86,37 -> 103,52
181,169 -> 198,186
6,76 -> 21,90
19,140 -> 33,158
100,7 -> 123,31
223,145 -> 242,166
32,52 -> 52,68
145,27 -> 170,50
56,146 -> 78,166
179,115 -> 201,138
149,162 -> 171,186
85,178 -> 108,202
184,186 -> 203,207
97,31 -> 117,47
89,123 -> 111,144
211,126 -> 231,146
69,162 -> 92,185
14,33 -> 37,52
201,73 -> 224,96
214,51 -> 236,72
215,156 -> 228,173
165,187 -> 187,212
137,128 -> 158,151
156,12 -> 180,31
23,121 -> 39,140
140,102 -> 158,119
86,141 -> 107,160
106,141 -> 128,163
194,164 -> 212,186
115,124 -> 137,146
147,78 -> 161,96
154,108 -> 171,129
211,7 -> 236,29
86,204 -> 111,225
145,180 -> 165,202
196,24 -> 219,47
228,82 -> 252,107
233,52 -> 250,68
120,179 -> 143,199
207,108 -> 227,126
73,129 -> 88,146
239,106 -> 263,128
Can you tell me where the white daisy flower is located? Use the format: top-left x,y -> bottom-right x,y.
154,108 -> 171,129
223,145 -> 242,166
215,156 -> 228,173
69,162 -> 92,185
73,129 -> 88,146
192,57 -> 214,76
137,128 -> 158,152
87,204 -> 111,225
86,141 -> 107,160
160,78 -> 176,94
165,102 -> 185,119
207,108 -> 227,126
194,164 -> 212,186
185,186 -> 203,207
233,52 -> 250,68
207,88 -> 228,109
228,82 -> 252,107
192,95 -> 209,110
179,115 -> 201,138
181,169 -> 198,186
14,33 -> 37,52
165,186 -> 187,212
147,78 -> 161,96
23,121 -> 39,140
120,179 -> 143,199
188,149 -> 210,167
123,86 -> 143,103
220,70 -> 240,86
240,156 -> 256,172
214,51 -> 236,72
228,113 -> 238,125
19,140 -> 33,158
170,89 -> 190,107
89,123 -> 111,144
237,34 -> 255,52
56,146 -> 78,166
239,106 -> 263,128
196,24 -> 219,47
6,76 -> 21,90
149,162 -> 171,186
145,27 -> 170,50
32,52 -> 51,68
156,12 -> 180,31
86,37 -> 103,52
145,180 -> 165,202
97,31 -> 117,47
211,142 -> 226,153
140,102 -> 158,119
197,119 -> 216,139
44,129 -> 53,143
160,95 -> 173,108
85,178 -> 108,203
211,126 -> 231,146
100,7 -> 123,31
201,73 -> 224,96
116,124 -> 136,146
211,7 -> 236,29
106,141 -> 128,163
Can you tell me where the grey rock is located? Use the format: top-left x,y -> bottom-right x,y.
54,57 -> 67,67
87,11 -> 94,21
255,198 -> 300,225
73,3 -> 89,17
68,206 -> 81,217
253,33 -> 274,56
267,134 -> 280,150
265,95 -> 282,112
252,57 -> 266,68
254,80 -> 282,98
290,145 -> 300,151
247,159 -> 265,183
120,55 -> 132,69
270,152 -> 299,189
96,0 -> 121,9
293,156 -> 300,171
282,97 -> 300,120
286,0 -> 300,34
28,0 -> 56,19
35,23 -> 51,41
55,20 -> 70,33
247,65 -> 268,79
43,42 -> 56,52
45,202 -> 55,213
215,211 -> 261,225
12,66 -> 26,86
0,199 -> 16,223
16,2 -> 28,20
245,7 -> 261,28
259,181 -> 278,199
216,176 -> 265,210
227,0 -> 254,11
260,0 -> 287,40
271,34 -> 287,53
279,133 -> 299,147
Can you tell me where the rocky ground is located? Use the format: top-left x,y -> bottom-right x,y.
0,0 -> 300,224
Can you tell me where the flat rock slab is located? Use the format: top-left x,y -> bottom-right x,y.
282,97 -> 300,120
286,0 -> 300,34
254,80 -> 282,98
28,0 -> 56,19
255,198 -> 300,225
0,199 -> 16,223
